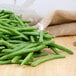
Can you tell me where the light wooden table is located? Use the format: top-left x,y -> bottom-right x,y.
0,36 -> 76,76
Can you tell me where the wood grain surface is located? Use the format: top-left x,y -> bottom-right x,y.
0,36 -> 76,76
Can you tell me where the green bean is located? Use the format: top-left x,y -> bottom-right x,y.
43,40 -> 55,45
21,52 -> 33,65
11,56 -> 21,63
0,44 -> 46,60
43,34 -> 55,39
31,55 -> 65,67
1,19 -> 18,23
16,27 -> 38,31
30,36 -> 35,42
0,60 -> 11,64
33,52 -> 48,57
0,15 -> 9,19
50,47 -> 60,55
50,44 -> 73,54
23,32 -> 39,35
39,30 -> 44,42
15,15 -> 25,27
23,20 -> 31,23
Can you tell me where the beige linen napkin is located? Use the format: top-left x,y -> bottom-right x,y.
36,10 -> 76,36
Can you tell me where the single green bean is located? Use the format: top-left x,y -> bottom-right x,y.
43,34 -> 55,39
31,55 -> 65,67
16,27 -> 38,31
21,52 -> 33,65
50,44 -> 73,54
43,40 -> 55,45
23,20 -> 31,23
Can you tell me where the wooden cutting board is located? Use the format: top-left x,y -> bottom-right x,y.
0,36 -> 76,76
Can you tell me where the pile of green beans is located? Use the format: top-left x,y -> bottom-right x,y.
0,10 -> 73,67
